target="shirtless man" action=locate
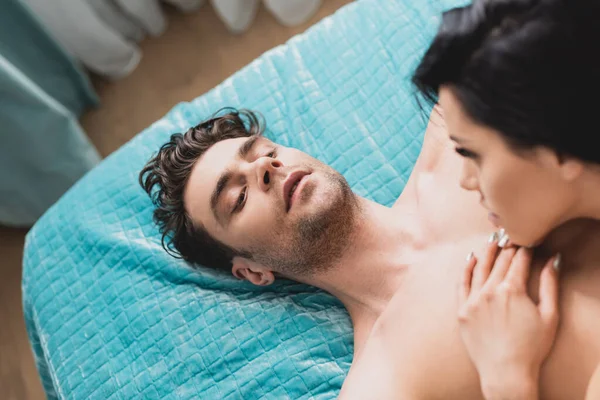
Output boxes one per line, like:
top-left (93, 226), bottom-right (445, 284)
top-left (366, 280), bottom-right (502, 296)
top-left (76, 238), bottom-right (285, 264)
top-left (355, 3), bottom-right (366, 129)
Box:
top-left (139, 107), bottom-right (600, 399)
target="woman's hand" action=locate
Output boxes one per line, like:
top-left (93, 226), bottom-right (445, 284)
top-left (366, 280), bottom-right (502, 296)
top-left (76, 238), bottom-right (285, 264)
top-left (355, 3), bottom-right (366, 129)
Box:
top-left (458, 232), bottom-right (561, 400)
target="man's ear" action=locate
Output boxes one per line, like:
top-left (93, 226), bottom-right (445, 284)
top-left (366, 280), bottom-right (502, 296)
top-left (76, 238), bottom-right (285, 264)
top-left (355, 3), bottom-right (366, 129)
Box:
top-left (231, 257), bottom-right (275, 286)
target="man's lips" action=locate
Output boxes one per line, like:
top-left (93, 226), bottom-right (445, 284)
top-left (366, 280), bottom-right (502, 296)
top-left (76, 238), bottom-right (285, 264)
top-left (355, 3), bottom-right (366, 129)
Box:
top-left (283, 171), bottom-right (310, 212)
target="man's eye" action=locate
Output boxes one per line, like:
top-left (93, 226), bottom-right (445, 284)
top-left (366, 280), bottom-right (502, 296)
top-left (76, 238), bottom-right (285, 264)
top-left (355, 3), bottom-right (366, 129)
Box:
top-left (233, 187), bottom-right (247, 213)
top-left (455, 147), bottom-right (478, 159)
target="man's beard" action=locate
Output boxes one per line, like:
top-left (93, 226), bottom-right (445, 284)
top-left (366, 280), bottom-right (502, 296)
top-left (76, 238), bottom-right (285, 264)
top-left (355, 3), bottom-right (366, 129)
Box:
top-left (249, 170), bottom-right (358, 278)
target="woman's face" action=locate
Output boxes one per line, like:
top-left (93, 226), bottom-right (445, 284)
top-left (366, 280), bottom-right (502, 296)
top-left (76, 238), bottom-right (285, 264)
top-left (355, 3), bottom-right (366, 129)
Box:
top-left (439, 86), bottom-right (580, 246)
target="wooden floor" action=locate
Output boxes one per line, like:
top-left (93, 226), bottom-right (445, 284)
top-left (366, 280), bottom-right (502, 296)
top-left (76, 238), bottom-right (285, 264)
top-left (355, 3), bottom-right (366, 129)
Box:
top-left (0, 1), bottom-right (352, 398)
top-left (82, 0), bottom-right (353, 157)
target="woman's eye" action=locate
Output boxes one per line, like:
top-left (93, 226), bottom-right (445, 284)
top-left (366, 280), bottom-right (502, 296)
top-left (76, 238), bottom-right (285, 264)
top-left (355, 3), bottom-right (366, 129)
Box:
top-left (455, 147), bottom-right (478, 159)
top-left (266, 150), bottom-right (276, 158)
top-left (233, 187), bottom-right (247, 213)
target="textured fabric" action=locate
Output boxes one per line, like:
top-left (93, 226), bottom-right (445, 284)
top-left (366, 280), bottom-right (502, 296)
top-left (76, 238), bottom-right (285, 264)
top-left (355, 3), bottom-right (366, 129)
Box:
top-left (0, 0), bottom-right (100, 227)
top-left (23, 0), bottom-right (465, 398)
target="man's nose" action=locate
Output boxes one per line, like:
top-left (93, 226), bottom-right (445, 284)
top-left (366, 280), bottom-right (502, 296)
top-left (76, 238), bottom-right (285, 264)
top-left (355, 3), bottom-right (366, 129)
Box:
top-left (256, 157), bottom-right (283, 191)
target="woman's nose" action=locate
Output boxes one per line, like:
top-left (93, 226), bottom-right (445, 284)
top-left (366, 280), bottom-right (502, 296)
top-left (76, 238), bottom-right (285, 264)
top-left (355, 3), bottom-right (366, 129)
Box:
top-left (459, 164), bottom-right (478, 192)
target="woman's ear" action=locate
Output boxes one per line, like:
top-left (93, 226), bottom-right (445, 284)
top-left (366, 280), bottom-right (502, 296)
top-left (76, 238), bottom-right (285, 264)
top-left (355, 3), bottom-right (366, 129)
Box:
top-left (541, 149), bottom-right (584, 182)
top-left (558, 154), bottom-right (584, 182)
top-left (231, 257), bottom-right (275, 286)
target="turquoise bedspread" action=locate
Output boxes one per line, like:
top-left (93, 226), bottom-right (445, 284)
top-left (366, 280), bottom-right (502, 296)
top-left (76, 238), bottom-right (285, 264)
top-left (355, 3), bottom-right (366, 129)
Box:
top-left (23, 0), bottom-right (464, 398)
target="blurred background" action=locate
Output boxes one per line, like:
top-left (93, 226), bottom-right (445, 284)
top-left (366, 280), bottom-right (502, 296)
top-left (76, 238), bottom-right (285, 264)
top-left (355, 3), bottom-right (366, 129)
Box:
top-left (0, 0), bottom-right (352, 398)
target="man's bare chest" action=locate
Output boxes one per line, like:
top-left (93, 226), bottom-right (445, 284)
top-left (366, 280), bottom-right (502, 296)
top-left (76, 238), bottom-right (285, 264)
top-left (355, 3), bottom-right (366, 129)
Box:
top-left (341, 238), bottom-right (491, 399)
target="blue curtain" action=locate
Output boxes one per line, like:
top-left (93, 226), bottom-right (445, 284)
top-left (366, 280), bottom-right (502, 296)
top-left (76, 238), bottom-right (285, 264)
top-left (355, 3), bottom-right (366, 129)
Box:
top-left (0, 0), bottom-right (101, 227)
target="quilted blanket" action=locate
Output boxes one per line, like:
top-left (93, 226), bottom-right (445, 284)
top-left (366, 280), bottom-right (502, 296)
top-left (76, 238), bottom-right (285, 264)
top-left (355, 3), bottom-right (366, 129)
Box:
top-left (23, 0), bottom-right (465, 398)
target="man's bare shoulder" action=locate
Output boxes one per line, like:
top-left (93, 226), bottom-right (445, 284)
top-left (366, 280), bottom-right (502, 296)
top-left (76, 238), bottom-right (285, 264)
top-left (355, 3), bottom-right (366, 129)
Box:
top-left (393, 105), bottom-right (453, 209)
top-left (417, 105), bottom-right (452, 170)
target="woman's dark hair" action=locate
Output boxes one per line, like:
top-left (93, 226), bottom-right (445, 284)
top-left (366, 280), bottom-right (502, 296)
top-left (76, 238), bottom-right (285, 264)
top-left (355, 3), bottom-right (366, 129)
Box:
top-left (139, 108), bottom-right (263, 271)
top-left (412, 0), bottom-right (600, 163)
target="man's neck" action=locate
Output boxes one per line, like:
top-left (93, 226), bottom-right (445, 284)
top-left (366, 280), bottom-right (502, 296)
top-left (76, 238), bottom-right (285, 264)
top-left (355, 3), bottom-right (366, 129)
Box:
top-left (303, 197), bottom-right (424, 344)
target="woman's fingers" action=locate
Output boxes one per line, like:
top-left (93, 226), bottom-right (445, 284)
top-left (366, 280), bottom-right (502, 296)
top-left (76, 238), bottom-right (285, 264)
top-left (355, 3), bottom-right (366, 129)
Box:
top-left (504, 247), bottom-right (534, 291)
top-left (497, 229), bottom-right (510, 248)
top-left (460, 252), bottom-right (477, 306)
top-left (539, 254), bottom-right (561, 328)
top-left (482, 246), bottom-right (517, 290)
top-left (471, 232), bottom-right (501, 291)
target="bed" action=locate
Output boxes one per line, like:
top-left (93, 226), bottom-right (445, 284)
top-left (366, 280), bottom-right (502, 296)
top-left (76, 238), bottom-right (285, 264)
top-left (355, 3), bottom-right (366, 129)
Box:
top-left (23, 0), bottom-right (464, 398)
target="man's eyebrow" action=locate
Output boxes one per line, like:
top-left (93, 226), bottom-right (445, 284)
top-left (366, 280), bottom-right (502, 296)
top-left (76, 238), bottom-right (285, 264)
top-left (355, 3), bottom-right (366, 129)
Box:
top-left (449, 135), bottom-right (466, 144)
top-left (210, 136), bottom-right (261, 225)
top-left (238, 135), bottom-right (260, 159)
top-left (210, 170), bottom-right (232, 225)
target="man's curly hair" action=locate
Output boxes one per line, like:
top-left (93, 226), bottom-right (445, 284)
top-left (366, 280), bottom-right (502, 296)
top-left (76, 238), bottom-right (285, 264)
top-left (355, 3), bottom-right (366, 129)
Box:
top-left (139, 108), bottom-right (263, 271)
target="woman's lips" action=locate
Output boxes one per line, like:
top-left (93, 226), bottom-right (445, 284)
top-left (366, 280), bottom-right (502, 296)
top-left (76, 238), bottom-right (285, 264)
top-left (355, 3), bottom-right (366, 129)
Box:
top-left (488, 212), bottom-right (501, 228)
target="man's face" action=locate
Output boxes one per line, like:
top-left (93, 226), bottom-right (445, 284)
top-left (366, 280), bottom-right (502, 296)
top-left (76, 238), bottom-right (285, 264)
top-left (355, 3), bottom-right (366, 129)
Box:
top-left (184, 135), bottom-right (356, 277)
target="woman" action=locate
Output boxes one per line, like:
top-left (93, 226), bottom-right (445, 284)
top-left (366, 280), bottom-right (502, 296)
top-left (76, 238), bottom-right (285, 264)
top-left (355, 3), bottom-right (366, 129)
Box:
top-left (412, 0), bottom-right (600, 398)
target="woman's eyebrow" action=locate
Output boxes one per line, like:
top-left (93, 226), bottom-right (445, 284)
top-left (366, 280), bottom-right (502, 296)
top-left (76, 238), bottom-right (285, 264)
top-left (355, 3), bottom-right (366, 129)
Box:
top-left (449, 135), bottom-right (468, 144)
